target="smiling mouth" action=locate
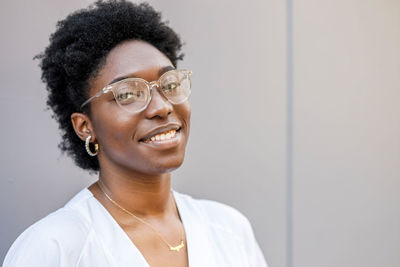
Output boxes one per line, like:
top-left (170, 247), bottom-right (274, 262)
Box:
top-left (142, 129), bottom-right (180, 143)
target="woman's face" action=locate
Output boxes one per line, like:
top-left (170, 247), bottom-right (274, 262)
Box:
top-left (88, 40), bottom-right (191, 175)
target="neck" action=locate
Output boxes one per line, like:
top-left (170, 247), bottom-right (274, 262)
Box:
top-left (97, 165), bottom-right (173, 217)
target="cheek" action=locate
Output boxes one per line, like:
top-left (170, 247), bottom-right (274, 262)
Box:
top-left (177, 102), bottom-right (191, 125)
top-left (174, 102), bottom-right (191, 149)
top-left (184, 103), bottom-right (191, 134)
top-left (91, 103), bottom-right (141, 147)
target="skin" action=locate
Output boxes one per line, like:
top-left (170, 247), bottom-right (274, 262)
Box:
top-left (71, 40), bottom-right (190, 267)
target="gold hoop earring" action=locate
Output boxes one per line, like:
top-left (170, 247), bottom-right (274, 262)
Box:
top-left (85, 135), bottom-right (98, 156)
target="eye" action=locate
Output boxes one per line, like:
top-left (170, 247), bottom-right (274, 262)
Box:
top-left (117, 91), bottom-right (134, 100)
top-left (116, 89), bottom-right (146, 104)
top-left (162, 82), bottom-right (180, 95)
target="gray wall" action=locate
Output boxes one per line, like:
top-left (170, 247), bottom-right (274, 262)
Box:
top-left (0, 1), bottom-right (399, 267)
top-left (292, 1), bottom-right (400, 266)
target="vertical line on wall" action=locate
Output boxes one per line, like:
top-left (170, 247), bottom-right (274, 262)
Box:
top-left (286, 0), bottom-right (294, 266)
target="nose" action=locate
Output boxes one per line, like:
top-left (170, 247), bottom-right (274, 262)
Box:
top-left (144, 85), bottom-right (173, 119)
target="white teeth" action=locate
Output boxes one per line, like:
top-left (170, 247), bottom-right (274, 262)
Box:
top-left (146, 129), bottom-right (177, 142)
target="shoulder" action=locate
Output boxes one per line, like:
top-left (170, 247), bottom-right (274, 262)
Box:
top-left (174, 191), bottom-right (268, 266)
top-left (174, 191), bottom-right (253, 238)
top-left (3, 189), bottom-right (93, 266)
top-left (20, 206), bottom-right (90, 244)
top-left (21, 189), bottom-right (93, 244)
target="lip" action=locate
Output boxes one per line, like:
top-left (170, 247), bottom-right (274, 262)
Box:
top-left (140, 129), bottom-right (182, 150)
top-left (139, 123), bottom-right (182, 142)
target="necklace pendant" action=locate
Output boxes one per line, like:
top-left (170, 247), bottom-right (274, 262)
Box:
top-left (169, 240), bottom-right (185, 252)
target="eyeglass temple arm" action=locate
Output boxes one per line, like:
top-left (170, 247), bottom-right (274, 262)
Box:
top-left (80, 86), bottom-right (112, 110)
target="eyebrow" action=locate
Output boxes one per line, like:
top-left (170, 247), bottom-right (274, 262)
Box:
top-left (107, 66), bottom-right (175, 85)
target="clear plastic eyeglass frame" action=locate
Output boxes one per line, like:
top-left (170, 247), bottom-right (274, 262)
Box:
top-left (80, 69), bottom-right (192, 113)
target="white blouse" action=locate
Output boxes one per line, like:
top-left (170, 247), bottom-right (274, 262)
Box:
top-left (3, 188), bottom-right (268, 267)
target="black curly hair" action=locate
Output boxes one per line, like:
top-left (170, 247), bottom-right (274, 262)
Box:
top-left (36, 0), bottom-right (184, 172)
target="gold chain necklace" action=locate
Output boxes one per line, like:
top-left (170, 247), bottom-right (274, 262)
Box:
top-left (97, 180), bottom-right (185, 252)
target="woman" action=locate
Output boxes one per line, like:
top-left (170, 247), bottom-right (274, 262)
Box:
top-left (3, 1), bottom-right (267, 266)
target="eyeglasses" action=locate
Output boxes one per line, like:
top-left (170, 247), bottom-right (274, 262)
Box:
top-left (80, 69), bottom-right (192, 113)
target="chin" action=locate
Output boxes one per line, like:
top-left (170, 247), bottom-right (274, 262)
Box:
top-left (146, 155), bottom-right (186, 175)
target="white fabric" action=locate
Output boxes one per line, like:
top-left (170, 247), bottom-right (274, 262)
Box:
top-left (3, 188), bottom-right (268, 267)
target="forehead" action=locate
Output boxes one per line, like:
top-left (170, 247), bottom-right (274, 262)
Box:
top-left (98, 40), bottom-right (173, 83)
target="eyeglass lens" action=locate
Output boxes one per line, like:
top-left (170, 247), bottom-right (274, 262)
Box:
top-left (113, 70), bottom-right (191, 113)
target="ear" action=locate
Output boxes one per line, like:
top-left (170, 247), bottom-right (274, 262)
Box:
top-left (71, 112), bottom-right (96, 142)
